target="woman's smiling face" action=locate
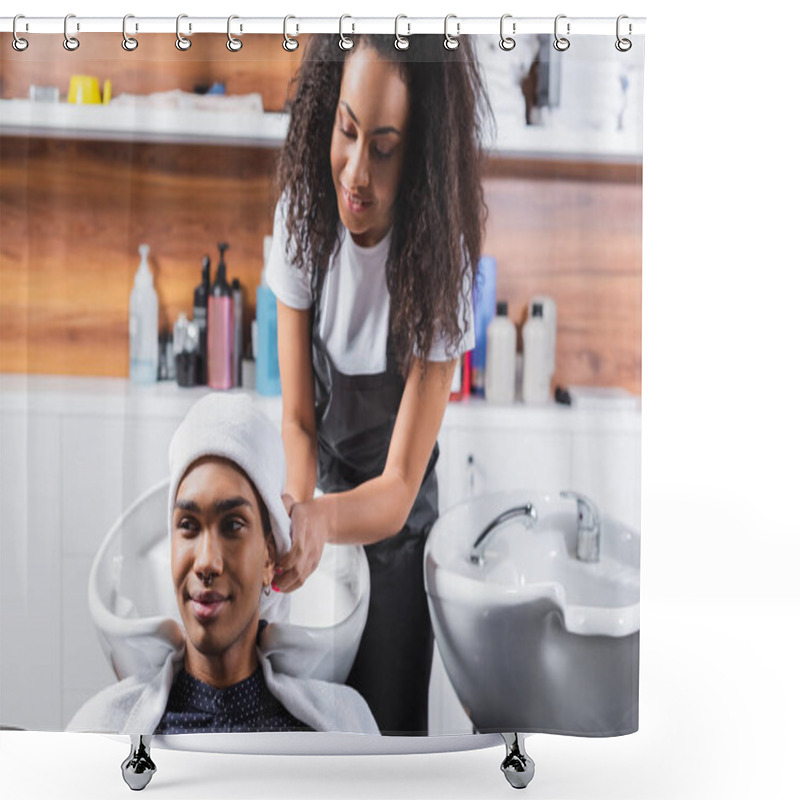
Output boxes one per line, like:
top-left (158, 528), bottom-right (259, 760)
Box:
top-left (171, 457), bottom-right (274, 664)
top-left (330, 44), bottom-right (410, 248)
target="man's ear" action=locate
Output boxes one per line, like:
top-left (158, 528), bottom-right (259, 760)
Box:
top-left (262, 536), bottom-right (277, 585)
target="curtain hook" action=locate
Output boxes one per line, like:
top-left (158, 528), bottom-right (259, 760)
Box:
top-left (63, 13), bottom-right (80, 51)
top-left (615, 15), bottom-right (632, 52)
top-left (122, 14), bottom-right (139, 51)
top-left (176, 14), bottom-right (192, 51)
top-left (444, 14), bottom-right (459, 51)
top-left (12, 14), bottom-right (29, 52)
top-left (339, 15), bottom-right (355, 50)
top-left (227, 15), bottom-right (243, 51)
top-left (553, 14), bottom-right (570, 52)
top-left (394, 15), bottom-right (410, 51)
top-left (283, 15), bottom-right (299, 52)
top-left (499, 14), bottom-right (516, 51)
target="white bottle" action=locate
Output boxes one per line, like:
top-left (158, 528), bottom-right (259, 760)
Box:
top-left (522, 302), bottom-right (552, 405)
top-left (129, 243), bottom-right (159, 384)
top-left (485, 301), bottom-right (517, 405)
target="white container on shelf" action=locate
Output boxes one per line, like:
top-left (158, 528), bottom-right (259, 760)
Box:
top-left (522, 301), bottom-right (553, 405)
top-left (485, 301), bottom-right (516, 405)
top-left (128, 244), bottom-right (159, 385)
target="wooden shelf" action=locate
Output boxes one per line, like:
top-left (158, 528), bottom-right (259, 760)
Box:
top-left (0, 99), bottom-right (642, 162)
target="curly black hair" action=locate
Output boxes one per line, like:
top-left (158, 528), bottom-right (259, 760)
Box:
top-left (276, 34), bottom-right (491, 374)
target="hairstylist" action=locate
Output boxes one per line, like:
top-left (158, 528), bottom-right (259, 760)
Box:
top-left (267, 34), bottom-right (489, 735)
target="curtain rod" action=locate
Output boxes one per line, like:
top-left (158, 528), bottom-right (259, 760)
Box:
top-left (1, 16), bottom-right (646, 37)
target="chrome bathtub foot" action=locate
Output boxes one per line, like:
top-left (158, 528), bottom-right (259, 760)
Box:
top-left (500, 733), bottom-right (535, 789)
top-left (121, 735), bottom-right (156, 791)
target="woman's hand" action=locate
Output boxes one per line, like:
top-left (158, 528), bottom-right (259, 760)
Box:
top-left (273, 498), bottom-right (331, 593)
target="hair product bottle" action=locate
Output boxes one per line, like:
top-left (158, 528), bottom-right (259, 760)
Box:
top-left (193, 255), bottom-right (210, 384)
top-left (128, 243), bottom-right (159, 385)
top-left (231, 278), bottom-right (243, 388)
top-left (522, 302), bottom-right (552, 405)
top-left (256, 235), bottom-right (281, 396)
top-left (207, 242), bottom-right (233, 390)
top-left (471, 255), bottom-right (497, 397)
top-left (485, 301), bottom-right (517, 405)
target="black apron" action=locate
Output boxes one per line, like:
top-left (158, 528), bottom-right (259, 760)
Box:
top-left (311, 291), bottom-right (438, 736)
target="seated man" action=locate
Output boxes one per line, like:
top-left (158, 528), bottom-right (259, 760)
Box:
top-left (68, 393), bottom-right (378, 735)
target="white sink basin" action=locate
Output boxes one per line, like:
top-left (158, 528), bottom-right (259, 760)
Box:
top-left (425, 489), bottom-right (640, 735)
top-left (89, 479), bottom-right (369, 686)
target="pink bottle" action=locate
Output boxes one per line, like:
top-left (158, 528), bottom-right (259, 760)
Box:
top-left (207, 242), bottom-right (234, 390)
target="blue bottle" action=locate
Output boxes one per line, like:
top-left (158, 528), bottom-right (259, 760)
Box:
top-left (471, 255), bottom-right (497, 397)
top-left (256, 235), bottom-right (281, 396)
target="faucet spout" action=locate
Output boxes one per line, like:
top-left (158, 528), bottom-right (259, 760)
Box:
top-left (560, 490), bottom-right (601, 562)
top-left (469, 503), bottom-right (537, 566)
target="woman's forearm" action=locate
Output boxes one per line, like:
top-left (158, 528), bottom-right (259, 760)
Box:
top-left (282, 420), bottom-right (318, 503)
top-left (316, 470), bottom-right (418, 546)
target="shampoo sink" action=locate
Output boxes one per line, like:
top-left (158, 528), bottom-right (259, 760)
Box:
top-left (425, 489), bottom-right (640, 736)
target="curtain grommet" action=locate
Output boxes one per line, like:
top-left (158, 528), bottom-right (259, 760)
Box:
top-left (339, 15), bottom-right (354, 51)
top-left (226, 15), bottom-right (243, 52)
top-left (499, 14), bottom-right (516, 51)
top-left (176, 14), bottom-right (192, 51)
top-left (394, 15), bottom-right (410, 51)
top-left (122, 14), bottom-right (139, 51)
top-left (615, 15), bottom-right (633, 52)
top-left (553, 14), bottom-right (570, 52)
top-left (444, 14), bottom-right (459, 51)
top-left (63, 13), bottom-right (80, 51)
top-left (12, 14), bottom-right (29, 52)
top-left (283, 15), bottom-right (299, 52)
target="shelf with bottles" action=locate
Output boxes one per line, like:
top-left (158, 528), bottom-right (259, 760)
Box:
top-left (0, 98), bottom-right (641, 162)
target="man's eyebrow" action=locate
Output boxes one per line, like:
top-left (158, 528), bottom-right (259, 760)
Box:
top-left (215, 496), bottom-right (253, 514)
top-left (340, 101), bottom-right (402, 137)
top-left (174, 497), bottom-right (253, 514)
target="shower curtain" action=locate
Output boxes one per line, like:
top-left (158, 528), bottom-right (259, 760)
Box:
top-left (0, 22), bottom-right (644, 745)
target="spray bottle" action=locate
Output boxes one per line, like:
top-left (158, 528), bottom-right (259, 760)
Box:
top-left (129, 244), bottom-right (159, 384)
top-left (207, 242), bottom-right (233, 390)
top-left (256, 235), bottom-right (281, 396)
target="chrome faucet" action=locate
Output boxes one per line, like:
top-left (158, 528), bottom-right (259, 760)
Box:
top-left (560, 490), bottom-right (601, 562)
top-left (469, 503), bottom-right (538, 566)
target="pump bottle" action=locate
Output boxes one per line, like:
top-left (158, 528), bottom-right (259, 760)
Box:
top-left (207, 242), bottom-right (234, 390)
top-left (129, 243), bottom-right (159, 384)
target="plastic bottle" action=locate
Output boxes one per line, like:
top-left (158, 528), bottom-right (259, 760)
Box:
top-left (471, 255), bottom-right (497, 397)
top-left (256, 235), bottom-right (282, 396)
top-left (485, 301), bottom-right (516, 405)
top-left (193, 255), bottom-right (210, 384)
top-left (207, 242), bottom-right (233, 390)
top-left (128, 243), bottom-right (159, 384)
top-left (522, 302), bottom-right (552, 405)
top-left (232, 278), bottom-right (243, 388)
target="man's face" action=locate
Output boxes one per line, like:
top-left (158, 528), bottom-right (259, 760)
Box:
top-left (171, 457), bottom-right (274, 661)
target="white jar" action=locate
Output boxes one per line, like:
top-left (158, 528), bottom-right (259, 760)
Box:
top-left (522, 302), bottom-right (552, 405)
top-left (485, 302), bottom-right (517, 405)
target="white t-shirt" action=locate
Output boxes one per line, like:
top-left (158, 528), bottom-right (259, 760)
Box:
top-left (266, 200), bottom-right (475, 377)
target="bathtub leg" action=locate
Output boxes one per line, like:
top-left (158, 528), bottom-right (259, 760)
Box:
top-left (500, 733), bottom-right (535, 789)
top-left (121, 735), bottom-right (156, 791)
